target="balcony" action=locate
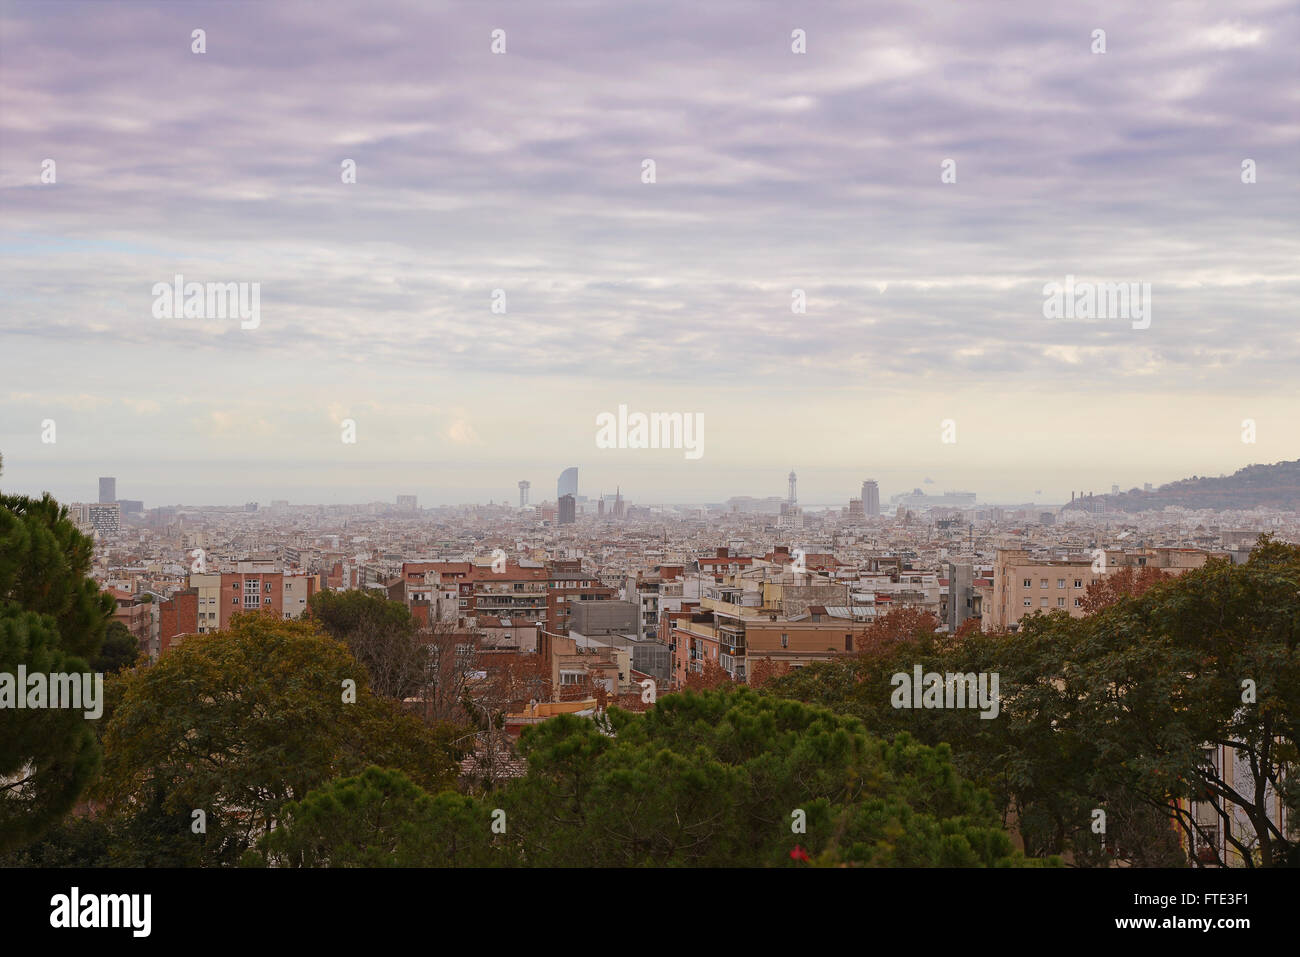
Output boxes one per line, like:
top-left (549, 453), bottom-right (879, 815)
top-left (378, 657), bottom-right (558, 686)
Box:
top-left (476, 584), bottom-right (546, 596)
top-left (718, 626), bottom-right (745, 657)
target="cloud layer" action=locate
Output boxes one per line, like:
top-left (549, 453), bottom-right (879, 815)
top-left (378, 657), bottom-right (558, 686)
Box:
top-left (1, 1), bottom-right (1297, 504)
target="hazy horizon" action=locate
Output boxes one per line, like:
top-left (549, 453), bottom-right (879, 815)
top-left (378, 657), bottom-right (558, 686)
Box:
top-left (0, 454), bottom-right (1288, 511)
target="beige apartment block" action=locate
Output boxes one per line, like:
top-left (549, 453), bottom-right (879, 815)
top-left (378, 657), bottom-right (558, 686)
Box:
top-left (191, 572), bottom-right (222, 635)
top-left (985, 547), bottom-right (1225, 632)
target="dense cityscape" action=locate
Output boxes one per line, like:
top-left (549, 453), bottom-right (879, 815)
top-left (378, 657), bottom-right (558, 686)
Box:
top-left (4, 458), bottom-right (1275, 871)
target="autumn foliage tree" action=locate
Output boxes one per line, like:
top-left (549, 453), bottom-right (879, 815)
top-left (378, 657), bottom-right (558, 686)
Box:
top-left (684, 656), bottom-right (732, 691)
top-left (1080, 564), bottom-right (1170, 613)
top-left (854, 606), bottom-right (942, 653)
top-left (747, 658), bottom-right (791, 690)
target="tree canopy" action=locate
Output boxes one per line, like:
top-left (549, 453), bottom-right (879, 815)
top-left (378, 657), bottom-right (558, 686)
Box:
top-left (306, 589), bottom-right (425, 699)
top-left (1, 464), bottom-right (115, 852)
top-left (99, 613), bottom-right (462, 865)
top-left (765, 542), bottom-right (1300, 867)
top-left (256, 687), bottom-right (1041, 868)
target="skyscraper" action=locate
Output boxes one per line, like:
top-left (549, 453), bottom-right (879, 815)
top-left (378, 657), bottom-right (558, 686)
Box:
top-left (557, 467), bottom-right (578, 500)
top-left (861, 479), bottom-right (880, 516)
top-left (518, 481), bottom-right (530, 507)
top-left (558, 494), bottom-right (576, 524)
top-left (787, 469), bottom-right (797, 506)
top-left (99, 476), bottom-right (116, 504)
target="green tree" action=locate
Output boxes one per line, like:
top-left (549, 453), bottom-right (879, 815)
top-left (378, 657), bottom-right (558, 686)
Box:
top-left (243, 688), bottom-right (1033, 868)
top-left (764, 610), bottom-right (1189, 865)
top-left (258, 766), bottom-right (505, 867)
top-left (501, 687), bottom-right (1035, 867)
top-left (92, 621), bottom-right (142, 675)
top-left (307, 589), bottom-right (424, 699)
top-left (766, 541), bottom-right (1300, 867)
top-left (0, 812), bottom-right (111, 867)
top-left (1023, 538), bottom-right (1299, 867)
top-left (1, 458), bottom-right (116, 851)
top-left (98, 613), bottom-right (460, 865)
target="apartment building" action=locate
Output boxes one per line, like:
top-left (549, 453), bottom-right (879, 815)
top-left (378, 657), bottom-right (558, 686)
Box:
top-left (537, 631), bottom-right (623, 700)
top-left (67, 502), bottom-right (122, 538)
top-left (478, 617), bottom-right (540, 652)
top-left (1186, 741), bottom-right (1290, 867)
top-left (986, 549), bottom-right (1108, 632)
top-left (158, 589), bottom-right (199, 655)
top-left (467, 560), bottom-right (549, 626)
top-left (764, 544), bottom-right (846, 577)
top-left (669, 601), bottom-right (862, 685)
top-left (107, 588), bottom-right (156, 657)
top-left (625, 563), bottom-right (697, 638)
top-left (984, 546), bottom-right (1225, 632)
top-left (669, 609), bottom-right (724, 685)
top-left (666, 573), bottom-right (857, 684)
top-left (190, 572), bottom-right (223, 634)
top-left (389, 568), bottom-right (461, 626)
top-left (546, 559), bottom-right (616, 634)
top-left (697, 546), bottom-right (758, 583)
top-left (743, 608), bottom-right (863, 671)
top-left (220, 565), bottom-right (285, 628)
top-left (567, 599), bottom-right (671, 686)
top-left (156, 565), bottom-right (316, 652)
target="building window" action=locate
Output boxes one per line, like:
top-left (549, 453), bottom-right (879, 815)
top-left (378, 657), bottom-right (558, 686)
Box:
top-left (1040, 579), bottom-right (1049, 589)
top-left (844, 634), bottom-right (853, 652)
top-left (781, 633), bottom-right (789, 648)
top-left (1040, 597), bottom-right (1048, 607)
top-left (1023, 578), bottom-right (1032, 588)
top-left (1073, 597), bottom-right (1083, 607)
top-left (1074, 579), bottom-right (1083, 588)
top-left (1200, 747), bottom-right (1218, 773)
top-left (1057, 597), bottom-right (1065, 607)
top-left (1057, 579), bottom-right (1066, 589)
top-left (1023, 599), bottom-right (1032, 607)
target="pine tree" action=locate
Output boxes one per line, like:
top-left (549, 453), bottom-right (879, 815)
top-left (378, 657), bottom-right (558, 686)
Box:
top-left (1, 456), bottom-right (116, 851)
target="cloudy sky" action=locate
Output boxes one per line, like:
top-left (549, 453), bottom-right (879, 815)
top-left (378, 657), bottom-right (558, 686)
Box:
top-left (1, 0), bottom-right (1297, 507)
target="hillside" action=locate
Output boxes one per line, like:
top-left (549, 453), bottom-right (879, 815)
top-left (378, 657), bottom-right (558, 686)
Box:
top-left (1062, 459), bottom-right (1300, 513)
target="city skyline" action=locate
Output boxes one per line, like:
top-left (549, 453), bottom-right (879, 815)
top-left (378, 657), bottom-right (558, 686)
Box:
top-left (11, 452), bottom-right (1288, 511)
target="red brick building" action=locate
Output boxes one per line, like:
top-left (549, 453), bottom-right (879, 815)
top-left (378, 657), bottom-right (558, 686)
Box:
top-left (158, 590), bottom-right (198, 654)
